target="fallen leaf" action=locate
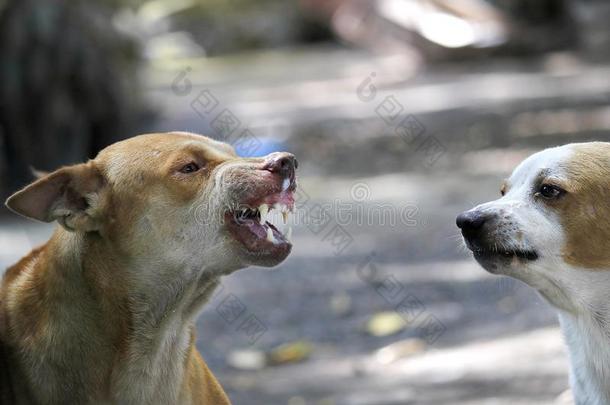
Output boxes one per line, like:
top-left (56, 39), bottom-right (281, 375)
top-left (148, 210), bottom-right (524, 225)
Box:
top-left (268, 341), bottom-right (313, 365)
top-left (365, 312), bottom-right (407, 337)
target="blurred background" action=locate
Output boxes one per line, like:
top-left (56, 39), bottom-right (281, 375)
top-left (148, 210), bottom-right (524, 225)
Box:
top-left (4, 0), bottom-right (610, 403)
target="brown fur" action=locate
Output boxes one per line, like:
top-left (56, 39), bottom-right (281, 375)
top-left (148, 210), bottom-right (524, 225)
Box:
top-left (0, 132), bottom-right (257, 404)
top-left (555, 143), bottom-right (610, 269)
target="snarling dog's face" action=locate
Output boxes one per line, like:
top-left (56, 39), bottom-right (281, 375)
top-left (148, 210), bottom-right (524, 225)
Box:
top-left (7, 132), bottom-right (297, 274)
top-left (457, 143), bottom-right (610, 311)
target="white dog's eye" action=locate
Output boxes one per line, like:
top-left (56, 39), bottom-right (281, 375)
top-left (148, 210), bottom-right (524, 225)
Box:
top-left (537, 184), bottom-right (564, 200)
top-left (179, 162), bottom-right (200, 174)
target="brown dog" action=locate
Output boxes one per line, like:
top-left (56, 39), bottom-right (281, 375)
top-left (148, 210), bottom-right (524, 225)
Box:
top-left (0, 132), bottom-right (297, 404)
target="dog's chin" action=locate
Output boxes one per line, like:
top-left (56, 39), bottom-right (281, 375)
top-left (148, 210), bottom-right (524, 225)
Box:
top-left (229, 233), bottom-right (292, 268)
top-left (239, 245), bottom-right (292, 268)
top-left (224, 196), bottom-right (294, 268)
top-left (472, 249), bottom-right (538, 275)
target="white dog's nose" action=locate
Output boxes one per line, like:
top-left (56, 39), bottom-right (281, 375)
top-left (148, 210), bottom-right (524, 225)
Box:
top-left (456, 210), bottom-right (488, 236)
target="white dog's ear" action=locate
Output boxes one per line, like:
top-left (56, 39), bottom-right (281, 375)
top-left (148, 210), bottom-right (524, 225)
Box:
top-left (5, 162), bottom-right (106, 232)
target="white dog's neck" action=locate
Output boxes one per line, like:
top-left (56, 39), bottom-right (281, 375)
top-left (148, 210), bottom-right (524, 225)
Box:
top-left (543, 268), bottom-right (610, 405)
top-left (524, 265), bottom-right (610, 405)
top-left (559, 311), bottom-right (610, 405)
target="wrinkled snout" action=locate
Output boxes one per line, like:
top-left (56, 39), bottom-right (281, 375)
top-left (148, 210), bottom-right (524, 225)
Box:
top-left (262, 152), bottom-right (298, 181)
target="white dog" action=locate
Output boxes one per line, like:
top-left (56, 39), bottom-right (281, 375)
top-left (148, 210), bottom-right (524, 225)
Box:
top-left (458, 142), bottom-right (610, 405)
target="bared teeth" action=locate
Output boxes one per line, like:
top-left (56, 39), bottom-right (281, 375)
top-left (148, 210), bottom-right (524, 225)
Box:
top-left (246, 201), bottom-right (294, 244)
top-left (259, 204), bottom-right (268, 224)
top-left (266, 227), bottom-right (275, 243)
top-left (282, 204), bottom-right (293, 224)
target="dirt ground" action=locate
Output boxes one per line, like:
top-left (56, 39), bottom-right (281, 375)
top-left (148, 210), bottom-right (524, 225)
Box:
top-left (0, 169), bottom-right (569, 405)
top-left (194, 170), bottom-right (569, 405)
top-left (6, 46), bottom-right (610, 404)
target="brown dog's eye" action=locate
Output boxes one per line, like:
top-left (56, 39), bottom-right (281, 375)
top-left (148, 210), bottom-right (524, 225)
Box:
top-left (179, 162), bottom-right (200, 174)
top-left (538, 184), bottom-right (564, 200)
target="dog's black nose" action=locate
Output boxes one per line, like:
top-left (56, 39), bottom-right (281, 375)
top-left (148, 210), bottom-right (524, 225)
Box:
top-left (263, 152), bottom-right (298, 177)
top-left (456, 210), bottom-right (487, 233)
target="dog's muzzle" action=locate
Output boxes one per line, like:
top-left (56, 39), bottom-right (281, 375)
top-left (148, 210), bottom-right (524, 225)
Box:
top-left (456, 209), bottom-right (538, 265)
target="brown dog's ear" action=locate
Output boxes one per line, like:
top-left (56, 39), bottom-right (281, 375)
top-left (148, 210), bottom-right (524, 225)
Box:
top-left (5, 162), bottom-right (106, 232)
top-left (29, 166), bottom-right (49, 179)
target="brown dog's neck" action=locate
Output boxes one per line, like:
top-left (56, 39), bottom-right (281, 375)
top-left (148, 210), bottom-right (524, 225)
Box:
top-left (53, 225), bottom-right (222, 320)
top-left (2, 226), bottom-right (222, 403)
